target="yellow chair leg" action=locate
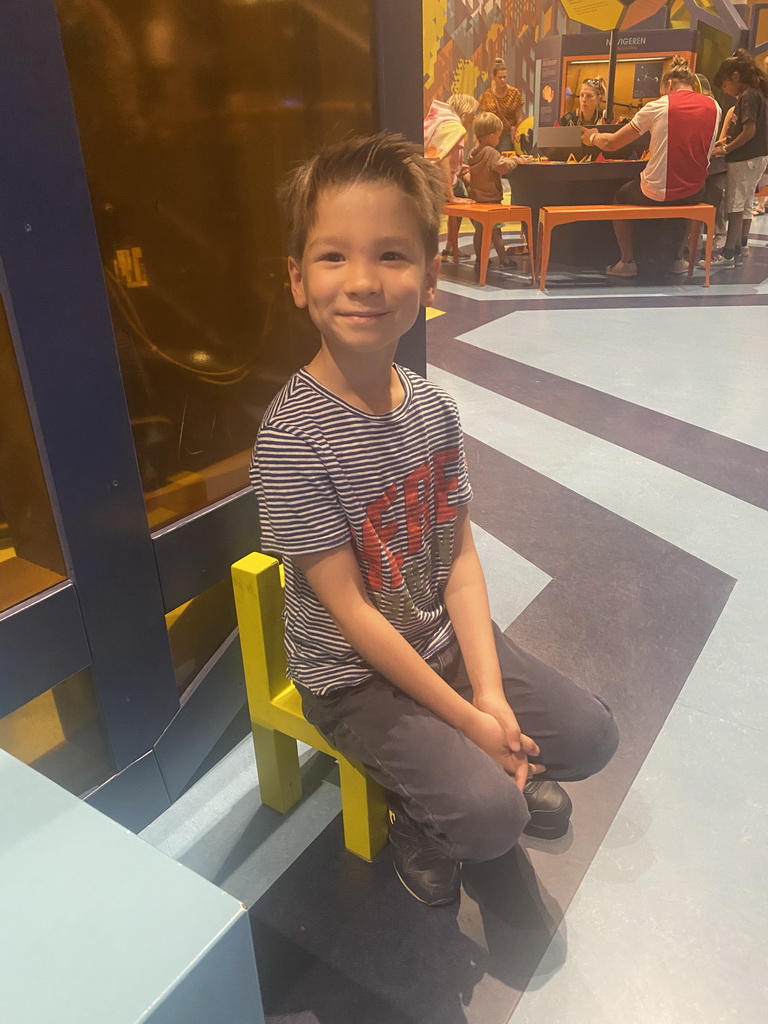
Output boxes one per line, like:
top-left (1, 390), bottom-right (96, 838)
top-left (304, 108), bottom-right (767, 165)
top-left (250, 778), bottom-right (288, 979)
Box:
top-left (251, 723), bottom-right (302, 813)
top-left (338, 757), bottom-right (388, 862)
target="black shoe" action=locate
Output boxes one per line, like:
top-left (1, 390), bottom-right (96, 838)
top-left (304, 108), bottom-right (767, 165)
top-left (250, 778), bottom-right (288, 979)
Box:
top-left (522, 779), bottom-right (572, 840)
top-left (387, 800), bottom-right (460, 906)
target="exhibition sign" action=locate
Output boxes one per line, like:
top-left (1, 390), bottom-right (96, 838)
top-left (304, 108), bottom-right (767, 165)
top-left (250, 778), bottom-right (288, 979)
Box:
top-left (560, 0), bottom-right (667, 32)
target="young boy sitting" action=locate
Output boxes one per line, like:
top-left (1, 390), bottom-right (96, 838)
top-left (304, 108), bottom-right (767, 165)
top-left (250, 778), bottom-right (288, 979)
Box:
top-left (467, 111), bottom-right (524, 268)
top-left (251, 133), bottom-right (618, 907)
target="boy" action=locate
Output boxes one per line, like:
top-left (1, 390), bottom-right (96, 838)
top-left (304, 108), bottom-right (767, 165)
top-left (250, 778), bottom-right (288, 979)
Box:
top-left (252, 133), bottom-right (618, 907)
top-left (467, 111), bottom-right (524, 268)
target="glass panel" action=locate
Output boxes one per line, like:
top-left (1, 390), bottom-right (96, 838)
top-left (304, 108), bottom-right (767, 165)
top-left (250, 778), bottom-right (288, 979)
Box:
top-left (166, 577), bottom-right (237, 695)
top-left (0, 294), bottom-right (66, 613)
top-left (56, 0), bottom-right (375, 529)
top-left (0, 669), bottom-right (113, 795)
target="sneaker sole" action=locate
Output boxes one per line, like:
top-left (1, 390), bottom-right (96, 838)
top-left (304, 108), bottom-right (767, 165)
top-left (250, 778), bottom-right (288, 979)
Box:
top-left (392, 863), bottom-right (460, 907)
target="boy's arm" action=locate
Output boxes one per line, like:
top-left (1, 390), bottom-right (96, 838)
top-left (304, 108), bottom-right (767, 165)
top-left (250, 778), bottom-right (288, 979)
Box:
top-left (489, 149), bottom-right (519, 172)
top-left (295, 542), bottom-right (537, 788)
top-left (442, 507), bottom-right (542, 779)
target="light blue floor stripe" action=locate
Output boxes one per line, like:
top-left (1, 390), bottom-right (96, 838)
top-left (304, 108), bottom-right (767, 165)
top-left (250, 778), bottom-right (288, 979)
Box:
top-left (424, 366), bottom-right (768, 1023)
top-left (472, 523), bottom-right (552, 631)
top-left (455, 306), bottom-right (768, 451)
top-left (511, 703), bottom-right (768, 1024)
top-left (428, 366), bottom-right (768, 728)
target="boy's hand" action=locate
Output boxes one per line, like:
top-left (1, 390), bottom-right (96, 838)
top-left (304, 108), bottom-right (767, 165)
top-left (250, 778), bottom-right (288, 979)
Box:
top-left (463, 705), bottom-right (544, 791)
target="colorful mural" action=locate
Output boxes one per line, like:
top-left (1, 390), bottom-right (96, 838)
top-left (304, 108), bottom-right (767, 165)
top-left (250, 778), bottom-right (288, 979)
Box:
top-left (424, 1), bottom-right (768, 117)
top-left (423, 0), bottom-right (557, 115)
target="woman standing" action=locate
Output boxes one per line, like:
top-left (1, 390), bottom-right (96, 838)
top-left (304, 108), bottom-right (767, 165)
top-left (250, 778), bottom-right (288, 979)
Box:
top-left (479, 59), bottom-right (523, 153)
top-left (559, 79), bottom-right (606, 127)
top-left (712, 50), bottom-right (768, 266)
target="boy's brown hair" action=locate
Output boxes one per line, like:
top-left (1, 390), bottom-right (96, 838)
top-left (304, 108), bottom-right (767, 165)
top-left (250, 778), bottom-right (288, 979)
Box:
top-left (279, 132), bottom-right (446, 260)
top-left (474, 111), bottom-right (503, 140)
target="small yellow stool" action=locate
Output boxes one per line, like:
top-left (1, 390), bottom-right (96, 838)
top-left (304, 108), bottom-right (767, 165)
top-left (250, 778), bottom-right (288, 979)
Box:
top-left (231, 552), bottom-right (388, 861)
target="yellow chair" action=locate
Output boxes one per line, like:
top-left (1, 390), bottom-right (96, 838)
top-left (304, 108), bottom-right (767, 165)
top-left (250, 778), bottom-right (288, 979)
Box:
top-left (231, 551), bottom-right (388, 861)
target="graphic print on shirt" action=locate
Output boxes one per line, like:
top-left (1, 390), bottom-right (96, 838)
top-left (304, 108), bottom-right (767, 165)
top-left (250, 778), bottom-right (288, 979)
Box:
top-left (354, 445), bottom-right (461, 624)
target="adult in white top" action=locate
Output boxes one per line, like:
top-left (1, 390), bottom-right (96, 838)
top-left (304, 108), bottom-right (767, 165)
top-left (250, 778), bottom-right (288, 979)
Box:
top-left (581, 56), bottom-right (720, 277)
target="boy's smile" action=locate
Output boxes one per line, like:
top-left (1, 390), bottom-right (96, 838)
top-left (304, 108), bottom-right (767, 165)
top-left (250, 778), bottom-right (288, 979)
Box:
top-left (287, 182), bottom-right (440, 361)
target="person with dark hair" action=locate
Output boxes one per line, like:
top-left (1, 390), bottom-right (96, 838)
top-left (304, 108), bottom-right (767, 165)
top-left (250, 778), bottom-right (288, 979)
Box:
top-left (255, 132), bottom-right (618, 908)
top-left (712, 50), bottom-right (768, 266)
top-left (479, 59), bottom-right (523, 153)
top-left (582, 56), bottom-right (720, 277)
top-left (559, 78), bottom-right (606, 127)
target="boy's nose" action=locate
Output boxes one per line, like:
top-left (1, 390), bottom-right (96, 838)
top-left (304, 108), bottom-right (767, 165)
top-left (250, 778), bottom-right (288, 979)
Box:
top-left (345, 260), bottom-right (383, 295)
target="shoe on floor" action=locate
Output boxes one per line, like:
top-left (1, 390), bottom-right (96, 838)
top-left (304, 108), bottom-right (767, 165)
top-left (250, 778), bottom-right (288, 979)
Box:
top-left (499, 256), bottom-right (518, 269)
top-left (387, 798), bottom-right (460, 906)
top-left (522, 779), bottom-right (573, 840)
top-left (605, 259), bottom-right (637, 277)
top-left (739, 245), bottom-right (749, 257)
top-left (671, 258), bottom-right (689, 274)
top-left (441, 249), bottom-right (471, 262)
top-left (700, 251), bottom-right (733, 268)
top-left (735, 250), bottom-right (744, 267)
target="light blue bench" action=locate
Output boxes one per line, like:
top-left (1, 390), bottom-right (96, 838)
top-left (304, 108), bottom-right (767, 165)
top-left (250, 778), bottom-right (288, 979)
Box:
top-left (0, 749), bottom-right (265, 1024)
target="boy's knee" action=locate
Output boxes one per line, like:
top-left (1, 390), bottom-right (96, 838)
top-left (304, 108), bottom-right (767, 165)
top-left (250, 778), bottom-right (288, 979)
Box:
top-left (558, 695), bottom-right (619, 781)
top-left (446, 777), bottom-right (529, 863)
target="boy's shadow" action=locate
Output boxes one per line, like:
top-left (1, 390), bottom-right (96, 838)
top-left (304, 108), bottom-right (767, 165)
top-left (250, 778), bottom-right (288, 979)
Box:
top-left (250, 818), bottom-right (567, 1024)
top-left (462, 844), bottom-right (567, 993)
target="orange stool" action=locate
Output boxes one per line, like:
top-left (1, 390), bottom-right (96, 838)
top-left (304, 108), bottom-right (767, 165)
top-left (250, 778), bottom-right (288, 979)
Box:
top-left (757, 184), bottom-right (768, 199)
top-left (443, 202), bottom-right (534, 286)
top-left (536, 203), bottom-right (716, 290)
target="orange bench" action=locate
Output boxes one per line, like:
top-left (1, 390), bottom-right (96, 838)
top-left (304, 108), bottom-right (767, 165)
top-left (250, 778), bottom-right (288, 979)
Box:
top-left (443, 202), bottom-right (534, 286)
top-left (536, 203), bottom-right (716, 290)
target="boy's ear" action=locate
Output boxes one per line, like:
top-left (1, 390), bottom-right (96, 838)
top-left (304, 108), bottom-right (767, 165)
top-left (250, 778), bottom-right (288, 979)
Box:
top-left (421, 253), bottom-right (441, 308)
top-left (287, 256), bottom-right (308, 309)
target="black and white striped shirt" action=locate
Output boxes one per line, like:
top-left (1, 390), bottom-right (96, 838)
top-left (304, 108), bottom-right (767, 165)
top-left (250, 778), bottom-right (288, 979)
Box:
top-left (250, 365), bottom-right (472, 694)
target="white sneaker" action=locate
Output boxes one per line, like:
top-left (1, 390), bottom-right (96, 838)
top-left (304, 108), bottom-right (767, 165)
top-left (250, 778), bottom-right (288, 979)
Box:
top-left (671, 258), bottom-right (689, 274)
top-left (605, 260), bottom-right (637, 277)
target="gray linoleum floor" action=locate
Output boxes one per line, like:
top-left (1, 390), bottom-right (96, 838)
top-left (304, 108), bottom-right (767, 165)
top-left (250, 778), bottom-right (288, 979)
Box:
top-left (141, 225), bottom-right (768, 1024)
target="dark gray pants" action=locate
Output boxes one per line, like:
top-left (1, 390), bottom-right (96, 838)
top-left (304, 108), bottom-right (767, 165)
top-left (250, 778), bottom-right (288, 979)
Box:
top-left (299, 623), bottom-right (619, 863)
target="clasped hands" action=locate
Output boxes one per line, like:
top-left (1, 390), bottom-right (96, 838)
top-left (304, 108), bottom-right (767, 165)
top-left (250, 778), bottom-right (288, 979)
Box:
top-left (465, 694), bottom-right (544, 791)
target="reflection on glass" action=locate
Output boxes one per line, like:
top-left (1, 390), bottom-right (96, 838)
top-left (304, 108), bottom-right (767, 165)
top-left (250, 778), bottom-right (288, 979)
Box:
top-left (166, 577), bottom-right (237, 695)
top-left (0, 295), bottom-right (66, 613)
top-left (0, 669), bottom-right (113, 795)
top-left (56, 0), bottom-right (375, 528)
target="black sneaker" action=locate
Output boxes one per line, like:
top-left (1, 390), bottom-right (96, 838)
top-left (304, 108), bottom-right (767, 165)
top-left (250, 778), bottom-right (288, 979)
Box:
top-left (522, 779), bottom-right (573, 840)
top-left (387, 799), bottom-right (460, 906)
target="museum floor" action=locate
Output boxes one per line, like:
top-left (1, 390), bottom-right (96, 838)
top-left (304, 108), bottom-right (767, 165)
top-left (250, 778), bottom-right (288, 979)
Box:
top-left (141, 223), bottom-right (768, 1024)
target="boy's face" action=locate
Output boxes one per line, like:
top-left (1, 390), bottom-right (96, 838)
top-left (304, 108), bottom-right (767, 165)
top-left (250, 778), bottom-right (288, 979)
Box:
top-left (288, 183), bottom-right (440, 360)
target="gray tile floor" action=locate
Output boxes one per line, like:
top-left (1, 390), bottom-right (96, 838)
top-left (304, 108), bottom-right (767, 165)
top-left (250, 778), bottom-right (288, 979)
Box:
top-left (142, 226), bottom-right (768, 1023)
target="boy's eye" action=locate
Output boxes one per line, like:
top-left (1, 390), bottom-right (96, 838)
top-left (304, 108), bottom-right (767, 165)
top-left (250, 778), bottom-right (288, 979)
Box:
top-left (381, 251), bottom-right (408, 262)
top-left (318, 252), bottom-right (344, 263)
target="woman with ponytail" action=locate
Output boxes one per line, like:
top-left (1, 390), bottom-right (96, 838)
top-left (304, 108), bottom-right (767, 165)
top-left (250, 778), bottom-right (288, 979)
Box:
top-left (712, 50), bottom-right (768, 266)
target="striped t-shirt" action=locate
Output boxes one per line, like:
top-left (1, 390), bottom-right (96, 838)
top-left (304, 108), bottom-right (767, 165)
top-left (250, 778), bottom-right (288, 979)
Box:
top-left (250, 365), bottom-right (472, 695)
top-left (631, 90), bottom-right (720, 201)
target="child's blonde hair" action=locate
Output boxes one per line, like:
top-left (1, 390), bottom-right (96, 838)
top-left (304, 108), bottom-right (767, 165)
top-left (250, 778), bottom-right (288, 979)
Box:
top-left (278, 132), bottom-right (446, 260)
top-left (474, 111), bottom-right (503, 139)
top-left (447, 93), bottom-right (480, 120)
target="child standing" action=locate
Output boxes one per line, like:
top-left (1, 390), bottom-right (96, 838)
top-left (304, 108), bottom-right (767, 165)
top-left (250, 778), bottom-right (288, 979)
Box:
top-left (252, 133), bottom-right (618, 907)
top-left (467, 111), bottom-right (524, 268)
top-left (713, 50), bottom-right (768, 266)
